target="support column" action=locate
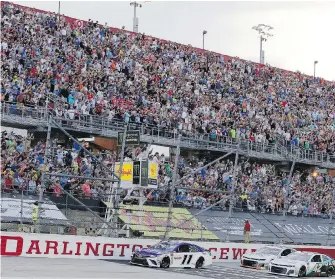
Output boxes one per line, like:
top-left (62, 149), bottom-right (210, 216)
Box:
top-left (111, 124), bottom-right (128, 236)
top-left (164, 134), bottom-right (181, 240)
top-left (283, 160), bottom-right (295, 217)
top-left (38, 116), bottom-right (52, 232)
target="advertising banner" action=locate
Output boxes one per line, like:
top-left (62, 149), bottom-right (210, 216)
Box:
top-left (1, 198), bottom-right (68, 225)
top-left (117, 131), bottom-right (140, 146)
top-left (132, 161), bottom-right (140, 185)
top-left (114, 162), bottom-right (133, 188)
top-left (1, 232), bottom-right (334, 261)
top-left (140, 160), bottom-right (148, 187)
top-left (114, 161), bottom-right (158, 189)
top-left (148, 161), bottom-right (158, 187)
top-left (117, 204), bottom-right (219, 240)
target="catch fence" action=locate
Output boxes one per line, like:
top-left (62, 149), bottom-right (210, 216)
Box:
top-left (2, 187), bottom-right (334, 245)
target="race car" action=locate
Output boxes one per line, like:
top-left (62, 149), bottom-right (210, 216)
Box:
top-left (130, 240), bottom-right (212, 268)
top-left (241, 245), bottom-right (296, 269)
top-left (268, 251), bottom-right (335, 277)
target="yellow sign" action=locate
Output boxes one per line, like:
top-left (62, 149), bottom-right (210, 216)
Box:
top-left (104, 203), bottom-right (219, 240)
top-left (115, 162), bottom-right (133, 181)
top-left (148, 161), bottom-right (158, 186)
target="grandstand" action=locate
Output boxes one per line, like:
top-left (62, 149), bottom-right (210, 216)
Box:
top-left (1, 1), bottom-right (335, 246)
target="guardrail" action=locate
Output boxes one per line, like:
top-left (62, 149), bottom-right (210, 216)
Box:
top-left (1, 102), bottom-right (334, 167)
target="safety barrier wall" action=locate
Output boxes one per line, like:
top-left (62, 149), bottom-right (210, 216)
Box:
top-left (1, 232), bottom-right (335, 262)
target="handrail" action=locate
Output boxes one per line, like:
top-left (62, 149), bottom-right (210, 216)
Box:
top-left (1, 102), bottom-right (334, 167)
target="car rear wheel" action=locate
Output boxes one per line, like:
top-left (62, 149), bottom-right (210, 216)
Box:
top-left (196, 257), bottom-right (204, 269)
top-left (298, 266), bottom-right (306, 277)
top-left (160, 257), bottom-right (170, 268)
top-left (326, 266), bottom-right (334, 277)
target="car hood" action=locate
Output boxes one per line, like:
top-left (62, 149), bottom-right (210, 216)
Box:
top-left (243, 253), bottom-right (276, 260)
top-left (272, 258), bottom-right (306, 266)
top-left (136, 248), bottom-right (163, 257)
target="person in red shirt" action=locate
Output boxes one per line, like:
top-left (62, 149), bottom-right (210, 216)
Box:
top-left (244, 219), bottom-right (251, 243)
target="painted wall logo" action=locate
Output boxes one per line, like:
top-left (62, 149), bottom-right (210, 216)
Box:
top-left (0, 235), bottom-right (151, 257)
top-left (274, 223), bottom-right (335, 236)
top-left (118, 205), bottom-right (219, 240)
top-left (0, 234), bottom-right (261, 261)
top-left (1, 233), bottom-right (335, 261)
top-left (208, 217), bottom-right (262, 236)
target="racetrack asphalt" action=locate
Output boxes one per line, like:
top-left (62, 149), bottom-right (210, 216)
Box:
top-left (1, 257), bottom-right (321, 279)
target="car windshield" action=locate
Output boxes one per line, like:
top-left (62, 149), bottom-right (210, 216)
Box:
top-left (286, 253), bottom-right (311, 261)
top-left (256, 247), bottom-right (282, 255)
top-left (150, 242), bottom-right (176, 252)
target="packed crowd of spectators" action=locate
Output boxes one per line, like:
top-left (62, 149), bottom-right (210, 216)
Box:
top-left (1, 2), bottom-right (335, 158)
top-left (1, 2), bottom-right (335, 222)
top-left (2, 130), bottom-right (334, 219)
top-left (176, 158), bottom-right (335, 217)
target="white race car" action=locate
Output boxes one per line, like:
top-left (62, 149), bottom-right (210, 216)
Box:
top-left (130, 241), bottom-right (212, 269)
top-left (269, 251), bottom-right (335, 277)
top-left (241, 245), bottom-right (296, 270)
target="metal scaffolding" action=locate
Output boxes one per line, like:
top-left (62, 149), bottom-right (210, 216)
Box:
top-left (40, 116), bottom-right (124, 236)
top-left (164, 147), bottom-right (238, 240)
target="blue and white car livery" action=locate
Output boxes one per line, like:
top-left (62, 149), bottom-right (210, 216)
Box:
top-left (269, 251), bottom-right (335, 277)
top-left (130, 241), bottom-right (212, 268)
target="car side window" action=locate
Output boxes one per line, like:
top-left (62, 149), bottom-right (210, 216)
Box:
top-left (322, 255), bottom-right (331, 262)
top-left (311, 255), bottom-right (322, 262)
top-left (177, 244), bottom-right (190, 253)
top-left (281, 249), bottom-right (292, 257)
top-left (189, 245), bottom-right (200, 253)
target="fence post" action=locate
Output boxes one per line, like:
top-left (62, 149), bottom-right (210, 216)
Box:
top-left (111, 124), bottom-right (128, 237)
top-left (164, 134), bottom-right (181, 240)
top-left (65, 193), bottom-right (68, 217)
top-left (20, 187), bottom-right (24, 227)
top-left (38, 115), bottom-right (52, 233)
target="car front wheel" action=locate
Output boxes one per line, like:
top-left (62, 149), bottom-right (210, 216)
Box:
top-left (160, 257), bottom-right (170, 268)
top-left (196, 257), bottom-right (204, 269)
top-left (298, 266), bottom-right (306, 277)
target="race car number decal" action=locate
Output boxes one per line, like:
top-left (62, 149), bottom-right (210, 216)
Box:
top-left (182, 255), bottom-right (193, 265)
top-left (312, 263), bottom-right (324, 273)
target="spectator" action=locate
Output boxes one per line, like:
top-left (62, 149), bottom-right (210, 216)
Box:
top-left (244, 219), bottom-right (251, 243)
top-left (32, 200), bottom-right (38, 232)
top-left (1, 2), bottom-right (335, 221)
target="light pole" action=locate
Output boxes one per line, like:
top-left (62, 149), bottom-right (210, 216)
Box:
top-left (202, 30), bottom-right (207, 50)
top-left (252, 24), bottom-right (274, 64)
top-left (314, 60), bottom-right (318, 80)
top-left (130, 2), bottom-right (142, 32)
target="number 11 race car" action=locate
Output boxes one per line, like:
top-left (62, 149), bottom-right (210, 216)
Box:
top-left (269, 251), bottom-right (335, 277)
top-left (130, 241), bottom-right (212, 269)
